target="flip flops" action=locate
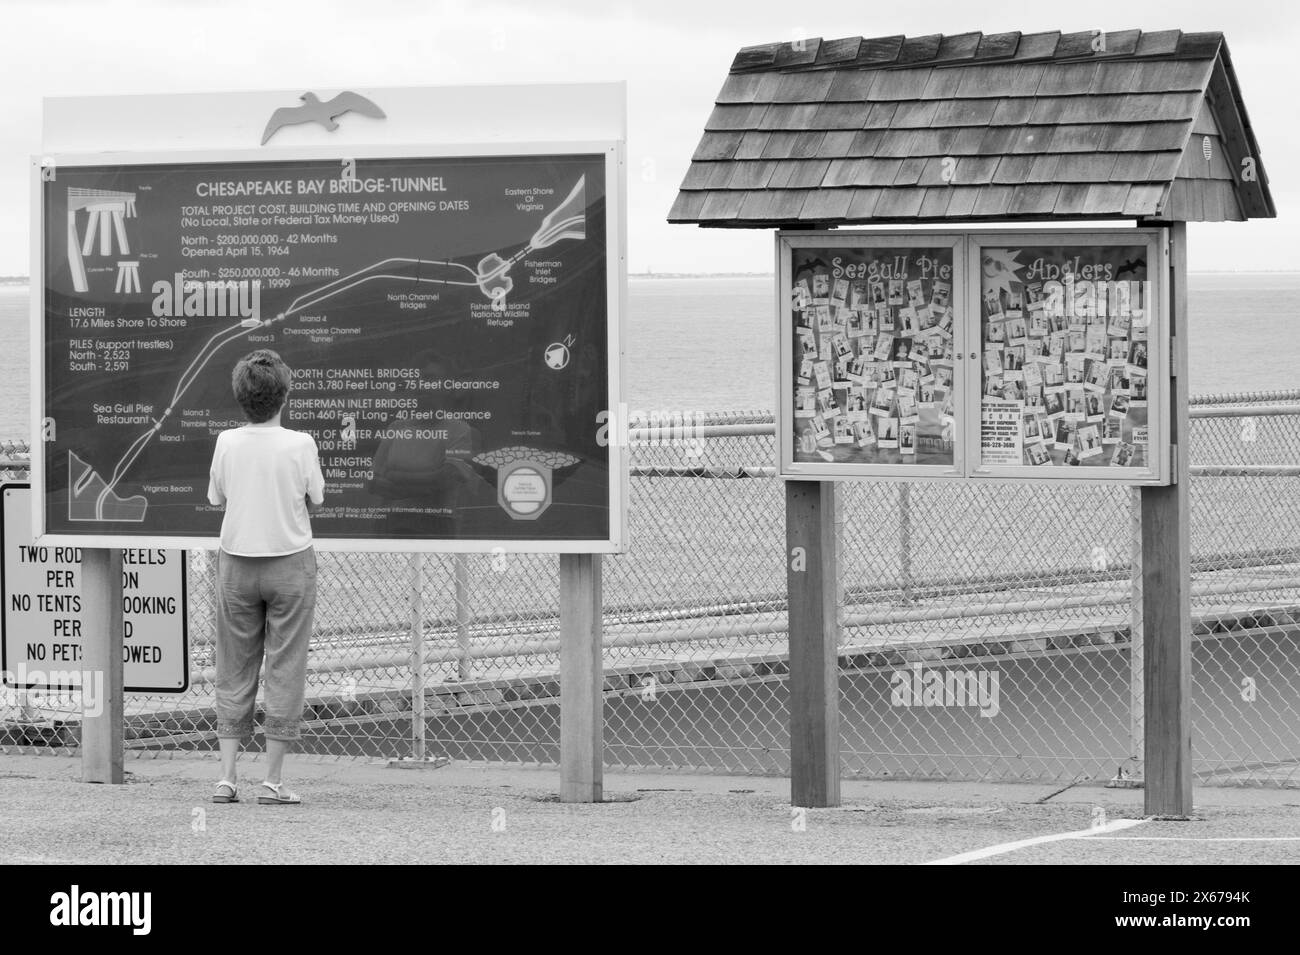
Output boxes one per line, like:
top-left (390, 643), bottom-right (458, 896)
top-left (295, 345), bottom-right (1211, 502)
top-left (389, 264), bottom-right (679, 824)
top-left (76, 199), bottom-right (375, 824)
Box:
top-left (213, 779), bottom-right (303, 804)
top-left (257, 781), bottom-right (302, 805)
top-left (212, 780), bottom-right (239, 803)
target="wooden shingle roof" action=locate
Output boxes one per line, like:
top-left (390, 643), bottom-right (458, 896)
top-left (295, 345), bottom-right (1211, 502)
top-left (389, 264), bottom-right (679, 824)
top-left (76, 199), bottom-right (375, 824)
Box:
top-left (669, 29), bottom-right (1275, 226)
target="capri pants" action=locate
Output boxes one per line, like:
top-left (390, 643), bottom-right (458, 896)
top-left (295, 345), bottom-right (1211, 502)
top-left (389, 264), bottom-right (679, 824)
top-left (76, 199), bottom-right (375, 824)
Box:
top-left (214, 547), bottom-right (316, 742)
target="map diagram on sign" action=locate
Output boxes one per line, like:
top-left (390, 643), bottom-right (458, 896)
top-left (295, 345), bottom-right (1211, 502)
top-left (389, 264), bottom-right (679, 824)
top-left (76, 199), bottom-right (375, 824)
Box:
top-left (63, 173), bottom-right (590, 524)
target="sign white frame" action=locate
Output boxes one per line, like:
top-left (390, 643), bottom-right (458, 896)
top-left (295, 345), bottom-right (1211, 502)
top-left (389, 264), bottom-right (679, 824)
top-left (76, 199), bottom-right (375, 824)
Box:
top-left (31, 140), bottom-right (628, 553)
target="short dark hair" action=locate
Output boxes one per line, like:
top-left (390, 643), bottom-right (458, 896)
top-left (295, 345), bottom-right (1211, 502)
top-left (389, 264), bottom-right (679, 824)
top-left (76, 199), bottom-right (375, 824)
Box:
top-left (232, 349), bottom-right (291, 423)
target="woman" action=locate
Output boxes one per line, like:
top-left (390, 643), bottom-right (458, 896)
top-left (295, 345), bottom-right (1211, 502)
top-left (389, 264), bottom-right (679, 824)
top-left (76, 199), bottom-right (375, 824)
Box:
top-left (206, 349), bottom-right (325, 805)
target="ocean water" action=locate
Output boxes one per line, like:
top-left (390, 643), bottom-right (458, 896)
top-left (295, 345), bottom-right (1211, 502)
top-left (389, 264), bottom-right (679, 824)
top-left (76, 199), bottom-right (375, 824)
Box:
top-left (1, 274), bottom-right (1298, 440)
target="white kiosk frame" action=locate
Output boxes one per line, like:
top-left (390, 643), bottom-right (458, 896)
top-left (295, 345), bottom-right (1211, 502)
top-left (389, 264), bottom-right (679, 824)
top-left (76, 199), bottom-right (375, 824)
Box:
top-left (778, 227), bottom-right (1170, 485)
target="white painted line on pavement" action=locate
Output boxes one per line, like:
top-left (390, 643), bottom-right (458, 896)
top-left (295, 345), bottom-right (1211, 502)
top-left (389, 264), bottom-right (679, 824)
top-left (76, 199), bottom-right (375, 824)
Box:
top-left (1087, 836), bottom-right (1300, 842)
top-left (924, 817), bottom-right (1149, 865)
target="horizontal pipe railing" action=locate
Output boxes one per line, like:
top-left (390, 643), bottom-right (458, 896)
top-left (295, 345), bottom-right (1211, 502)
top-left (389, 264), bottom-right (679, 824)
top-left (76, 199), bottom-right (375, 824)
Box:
top-left (3, 394), bottom-right (1300, 464)
top-left (1188, 389), bottom-right (1300, 405)
top-left (1190, 465), bottom-right (1300, 477)
top-left (627, 422), bottom-right (774, 440)
top-left (6, 456), bottom-right (1297, 480)
top-left (278, 544), bottom-right (1300, 652)
top-left (1188, 404), bottom-right (1300, 420)
top-left (630, 465), bottom-right (777, 478)
top-left (177, 570), bottom-right (1300, 686)
top-left (247, 543), bottom-right (1297, 659)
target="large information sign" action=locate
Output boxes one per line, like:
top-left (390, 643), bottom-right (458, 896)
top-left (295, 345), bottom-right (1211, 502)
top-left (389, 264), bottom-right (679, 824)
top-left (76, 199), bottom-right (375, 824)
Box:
top-left (36, 147), bottom-right (623, 551)
top-left (3, 484), bottom-right (188, 692)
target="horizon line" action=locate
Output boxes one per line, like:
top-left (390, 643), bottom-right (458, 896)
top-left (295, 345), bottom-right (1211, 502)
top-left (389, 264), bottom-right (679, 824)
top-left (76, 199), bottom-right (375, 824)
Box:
top-left (3, 269), bottom-right (1300, 285)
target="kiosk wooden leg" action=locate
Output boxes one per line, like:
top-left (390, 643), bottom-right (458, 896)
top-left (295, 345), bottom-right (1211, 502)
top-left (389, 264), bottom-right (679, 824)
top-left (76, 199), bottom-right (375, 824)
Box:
top-left (1129, 488), bottom-right (1144, 768)
top-left (560, 553), bottom-right (603, 803)
top-left (81, 548), bottom-right (124, 784)
top-left (786, 480), bottom-right (840, 808)
top-left (1141, 221), bottom-right (1193, 817)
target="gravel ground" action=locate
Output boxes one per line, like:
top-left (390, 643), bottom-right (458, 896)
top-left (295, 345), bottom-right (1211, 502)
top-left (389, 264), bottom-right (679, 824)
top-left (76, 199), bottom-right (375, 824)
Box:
top-left (1, 754), bottom-right (1297, 865)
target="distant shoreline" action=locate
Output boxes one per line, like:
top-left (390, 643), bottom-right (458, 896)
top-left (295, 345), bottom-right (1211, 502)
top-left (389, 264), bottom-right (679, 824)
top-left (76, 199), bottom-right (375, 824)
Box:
top-left (2, 270), bottom-right (1299, 288)
top-left (630, 270), bottom-right (1300, 278)
top-left (631, 273), bottom-right (772, 279)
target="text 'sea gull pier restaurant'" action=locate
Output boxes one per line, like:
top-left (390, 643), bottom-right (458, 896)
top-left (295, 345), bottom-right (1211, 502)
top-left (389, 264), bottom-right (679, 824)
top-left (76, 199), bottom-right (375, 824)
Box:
top-left (670, 28), bottom-right (1275, 812)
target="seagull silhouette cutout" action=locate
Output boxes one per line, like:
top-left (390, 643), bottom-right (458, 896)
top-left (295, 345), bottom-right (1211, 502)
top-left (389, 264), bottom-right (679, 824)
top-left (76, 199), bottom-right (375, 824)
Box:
top-left (261, 91), bottom-right (386, 145)
top-left (1116, 257), bottom-right (1147, 278)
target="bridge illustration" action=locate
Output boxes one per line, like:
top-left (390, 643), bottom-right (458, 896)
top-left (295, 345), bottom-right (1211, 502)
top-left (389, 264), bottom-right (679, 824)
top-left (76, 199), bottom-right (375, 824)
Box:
top-left (66, 186), bottom-right (137, 294)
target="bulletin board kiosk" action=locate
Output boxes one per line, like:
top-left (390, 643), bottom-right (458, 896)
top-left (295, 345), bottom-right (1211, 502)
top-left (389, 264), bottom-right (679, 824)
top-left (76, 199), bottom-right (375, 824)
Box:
top-left (671, 27), bottom-right (1274, 814)
top-left (780, 230), bottom-right (1169, 482)
top-left (31, 83), bottom-right (627, 797)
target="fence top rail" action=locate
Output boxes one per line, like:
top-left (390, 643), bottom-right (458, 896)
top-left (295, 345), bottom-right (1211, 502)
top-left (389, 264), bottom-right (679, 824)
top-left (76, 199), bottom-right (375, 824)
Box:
top-left (1, 391), bottom-right (1297, 472)
top-left (3, 388), bottom-right (1299, 452)
top-left (1188, 404), bottom-right (1300, 419)
top-left (1188, 389), bottom-right (1300, 406)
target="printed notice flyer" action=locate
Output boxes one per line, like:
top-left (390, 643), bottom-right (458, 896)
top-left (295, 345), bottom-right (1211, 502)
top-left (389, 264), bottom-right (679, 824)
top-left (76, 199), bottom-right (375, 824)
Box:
top-left (980, 400), bottom-right (1023, 466)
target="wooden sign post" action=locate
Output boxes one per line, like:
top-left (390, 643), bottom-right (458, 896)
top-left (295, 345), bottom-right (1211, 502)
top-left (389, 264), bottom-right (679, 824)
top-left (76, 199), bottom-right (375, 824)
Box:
top-left (80, 548), bottom-right (124, 784)
top-left (560, 553), bottom-right (603, 802)
top-left (1139, 221), bottom-right (1193, 816)
top-left (786, 480), bottom-right (840, 807)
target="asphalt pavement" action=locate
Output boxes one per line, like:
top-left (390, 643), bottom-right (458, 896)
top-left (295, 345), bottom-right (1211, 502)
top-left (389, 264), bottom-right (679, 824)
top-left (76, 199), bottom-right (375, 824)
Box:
top-left (1, 754), bottom-right (1297, 865)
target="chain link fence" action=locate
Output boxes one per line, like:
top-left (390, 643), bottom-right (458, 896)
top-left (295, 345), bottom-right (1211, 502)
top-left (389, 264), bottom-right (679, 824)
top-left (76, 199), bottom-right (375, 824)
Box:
top-left (2, 395), bottom-right (1298, 786)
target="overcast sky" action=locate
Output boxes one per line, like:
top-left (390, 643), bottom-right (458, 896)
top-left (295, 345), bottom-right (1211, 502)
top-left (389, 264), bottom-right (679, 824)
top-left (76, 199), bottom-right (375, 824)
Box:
top-left (0, 0), bottom-right (1295, 274)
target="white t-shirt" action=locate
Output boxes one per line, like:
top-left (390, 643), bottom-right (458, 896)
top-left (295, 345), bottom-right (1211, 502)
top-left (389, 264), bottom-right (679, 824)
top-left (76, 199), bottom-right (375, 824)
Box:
top-left (207, 425), bottom-right (325, 556)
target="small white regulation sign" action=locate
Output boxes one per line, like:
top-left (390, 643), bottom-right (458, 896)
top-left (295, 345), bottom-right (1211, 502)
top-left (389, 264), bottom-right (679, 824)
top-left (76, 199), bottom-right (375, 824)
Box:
top-left (2, 484), bottom-right (189, 692)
